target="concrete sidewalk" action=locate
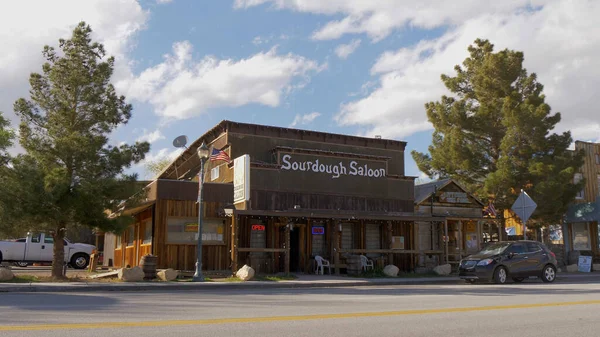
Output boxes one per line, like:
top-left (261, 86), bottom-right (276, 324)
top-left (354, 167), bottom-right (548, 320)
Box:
top-left (1, 272), bottom-right (599, 293)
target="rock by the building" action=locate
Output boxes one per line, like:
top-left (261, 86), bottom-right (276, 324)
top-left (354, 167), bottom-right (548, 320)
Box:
top-left (235, 264), bottom-right (255, 281)
top-left (157, 268), bottom-right (178, 281)
top-left (433, 264), bottom-right (452, 276)
top-left (118, 266), bottom-right (145, 282)
top-left (383, 264), bottom-right (399, 277)
top-left (0, 267), bottom-right (14, 281)
top-left (566, 264), bottom-right (578, 273)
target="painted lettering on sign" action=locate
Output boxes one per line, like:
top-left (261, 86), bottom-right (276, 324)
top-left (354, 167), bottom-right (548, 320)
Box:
top-left (439, 192), bottom-right (469, 204)
top-left (312, 226), bottom-right (325, 235)
top-left (280, 154), bottom-right (386, 179)
top-left (252, 224), bottom-right (265, 231)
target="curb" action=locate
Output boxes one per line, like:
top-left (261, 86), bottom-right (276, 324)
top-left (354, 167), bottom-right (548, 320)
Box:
top-left (0, 277), bottom-right (461, 293)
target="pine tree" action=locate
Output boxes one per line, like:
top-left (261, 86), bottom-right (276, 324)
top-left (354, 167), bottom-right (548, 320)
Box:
top-left (2, 22), bottom-right (149, 278)
top-left (412, 39), bottom-right (584, 224)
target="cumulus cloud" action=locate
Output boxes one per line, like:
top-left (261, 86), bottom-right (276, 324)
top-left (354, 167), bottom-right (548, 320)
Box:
top-left (289, 112), bottom-right (321, 127)
top-left (335, 39), bottom-right (361, 59)
top-left (0, 0), bottom-right (147, 158)
top-left (121, 42), bottom-right (323, 120)
top-left (157, 0), bottom-right (174, 3)
top-left (334, 0), bottom-right (600, 141)
top-left (136, 129), bottom-right (166, 144)
top-left (234, 0), bottom-right (544, 42)
top-left (0, 0), bottom-right (147, 124)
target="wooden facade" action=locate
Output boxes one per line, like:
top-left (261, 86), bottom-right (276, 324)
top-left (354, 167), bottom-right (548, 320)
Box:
top-left (574, 141), bottom-right (600, 203)
top-left (113, 120), bottom-right (448, 274)
top-left (565, 141), bottom-right (600, 263)
top-left (414, 179), bottom-right (499, 271)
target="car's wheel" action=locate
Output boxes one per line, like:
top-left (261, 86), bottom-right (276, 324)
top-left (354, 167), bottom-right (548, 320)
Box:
top-left (70, 253), bottom-right (90, 269)
top-left (14, 262), bottom-right (28, 267)
top-left (494, 266), bottom-right (508, 284)
top-left (541, 264), bottom-right (556, 283)
top-left (512, 277), bottom-right (525, 283)
top-left (0, 252), bottom-right (3, 265)
top-left (466, 279), bottom-right (477, 284)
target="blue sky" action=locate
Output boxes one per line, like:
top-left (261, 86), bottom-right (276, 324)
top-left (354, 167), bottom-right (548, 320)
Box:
top-left (1, 0), bottom-right (599, 181)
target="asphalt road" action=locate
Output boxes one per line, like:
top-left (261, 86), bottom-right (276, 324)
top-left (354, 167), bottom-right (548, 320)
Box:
top-left (1, 281), bottom-right (600, 337)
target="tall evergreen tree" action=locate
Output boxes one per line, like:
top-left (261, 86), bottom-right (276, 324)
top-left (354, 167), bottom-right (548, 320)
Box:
top-left (0, 112), bottom-right (13, 165)
top-left (2, 22), bottom-right (149, 278)
top-left (412, 39), bottom-right (583, 225)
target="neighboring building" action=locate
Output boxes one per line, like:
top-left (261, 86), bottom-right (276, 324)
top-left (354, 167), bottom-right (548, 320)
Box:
top-left (414, 179), bottom-right (500, 271)
top-left (565, 141), bottom-right (600, 263)
top-left (111, 120), bottom-right (441, 274)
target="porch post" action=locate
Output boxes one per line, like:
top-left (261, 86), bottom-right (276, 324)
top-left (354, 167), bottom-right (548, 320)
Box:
top-left (231, 216), bottom-right (237, 274)
top-left (444, 219), bottom-right (449, 264)
top-left (387, 221), bottom-right (393, 266)
top-left (477, 220), bottom-right (483, 250)
top-left (458, 220), bottom-right (463, 260)
top-left (334, 221), bottom-right (341, 275)
top-left (285, 218), bottom-right (291, 276)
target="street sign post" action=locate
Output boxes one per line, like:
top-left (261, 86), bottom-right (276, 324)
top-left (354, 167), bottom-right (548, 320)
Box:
top-left (511, 189), bottom-right (537, 240)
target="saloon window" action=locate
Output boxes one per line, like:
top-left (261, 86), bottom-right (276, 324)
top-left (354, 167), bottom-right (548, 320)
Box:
top-left (143, 219), bottom-right (152, 245)
top-left (166, 217), bottom-right (225, 245)
top-left (311, 222), bottom-right (327, 257)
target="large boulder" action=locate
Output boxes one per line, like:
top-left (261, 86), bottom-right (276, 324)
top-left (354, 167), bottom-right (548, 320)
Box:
top-left (157, 269), bottom-right (178, 281)
top-left (433, 264), bottom-right (452, 276)
top-left (566, 264), bottom-right (578, 273)
top-left (236, 264), bottom-right (255, 281)
top-left (118, 266), bottom-right (145, 282)
top-left (383, 264), bottom-right (399, 277)
top-left (0, 267), bottom-right (14, 281)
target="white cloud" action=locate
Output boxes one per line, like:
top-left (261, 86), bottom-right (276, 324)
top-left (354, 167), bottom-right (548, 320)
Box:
top-left (334, 1), bottom-right (600, 141)
top-left (157, 0), bottom-right (174, 3)
top-left (136, 129), bottom-right (166, 144)
top-left (0, 0), bottom-right (148, 126)
top-left (0, 0), bottom-right (147, 158)
top-left (234, 0), bottom-right (543, 42)
top-left (289, 112), bottom-right (321, 127)
top-left (121, 43), bottom-right (323, 120)
top-left (335, 39), bottom-right (361, 59)
top-left (252, 36), bottom-right (270, 45)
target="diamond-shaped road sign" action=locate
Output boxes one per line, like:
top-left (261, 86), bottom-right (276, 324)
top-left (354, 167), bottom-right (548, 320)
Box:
top-left (511, 190), bottom-right (537, 223)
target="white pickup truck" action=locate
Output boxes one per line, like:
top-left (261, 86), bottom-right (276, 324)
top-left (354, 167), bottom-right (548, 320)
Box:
top-left (0, 232), bottom-right (95, 269)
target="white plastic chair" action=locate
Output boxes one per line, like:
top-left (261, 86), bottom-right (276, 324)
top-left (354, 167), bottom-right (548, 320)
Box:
top-left (314, 255), bottom-right (331, 275)
top-left (360, 255), bottom-right (374, 272)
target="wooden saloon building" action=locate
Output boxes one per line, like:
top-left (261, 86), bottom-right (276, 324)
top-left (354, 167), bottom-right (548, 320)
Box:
top-left (108, 120), bottom-right (442, 274)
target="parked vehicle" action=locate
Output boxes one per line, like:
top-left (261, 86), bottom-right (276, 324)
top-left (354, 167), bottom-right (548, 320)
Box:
top-left (0, 232), bottom-right (95, 269)
top-left (459, 240), bottom-right (558, 284)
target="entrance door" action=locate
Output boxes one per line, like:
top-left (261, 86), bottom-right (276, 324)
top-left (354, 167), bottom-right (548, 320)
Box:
top-left (290, 227), bottom-right (300, 272)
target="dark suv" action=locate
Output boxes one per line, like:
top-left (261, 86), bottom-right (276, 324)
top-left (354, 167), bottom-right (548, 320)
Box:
top-left (459, 240), bottom-right (558, 284)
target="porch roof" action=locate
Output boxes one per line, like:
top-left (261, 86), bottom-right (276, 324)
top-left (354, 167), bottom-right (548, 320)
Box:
top-left (233, 209), bottom-right (445, 222)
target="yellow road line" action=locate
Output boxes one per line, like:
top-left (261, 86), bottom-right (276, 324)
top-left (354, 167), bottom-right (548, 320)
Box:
top-left (3, 299), bottom-right (600, 331)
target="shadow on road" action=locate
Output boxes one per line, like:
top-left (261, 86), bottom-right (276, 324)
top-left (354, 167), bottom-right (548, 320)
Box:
top-left (0, 293), bottom-right (119, 311)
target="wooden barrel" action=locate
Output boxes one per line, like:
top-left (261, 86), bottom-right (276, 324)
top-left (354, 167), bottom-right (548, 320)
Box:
top-left (139, 255), bottom-right (158, 280)
top-left (346, 255), bottom-right (362, 275)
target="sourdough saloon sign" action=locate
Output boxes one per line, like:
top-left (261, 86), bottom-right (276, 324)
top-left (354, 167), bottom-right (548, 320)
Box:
top-left (280, 153), bottom-right (386, 179)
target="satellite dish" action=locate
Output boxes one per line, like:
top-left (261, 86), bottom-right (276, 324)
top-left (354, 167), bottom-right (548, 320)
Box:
top-left (172, 135), bottom-right (188, 149)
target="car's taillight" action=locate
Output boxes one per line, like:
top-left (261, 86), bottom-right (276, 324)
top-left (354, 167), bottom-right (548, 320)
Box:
top-left (550, 251), bottom-right (556, 258)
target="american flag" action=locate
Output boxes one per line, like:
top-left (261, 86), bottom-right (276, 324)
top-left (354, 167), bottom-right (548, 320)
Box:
top-left (484, 202), bottom-right (497, 217)
top-left (210, 148), bottom-right (231, 163)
